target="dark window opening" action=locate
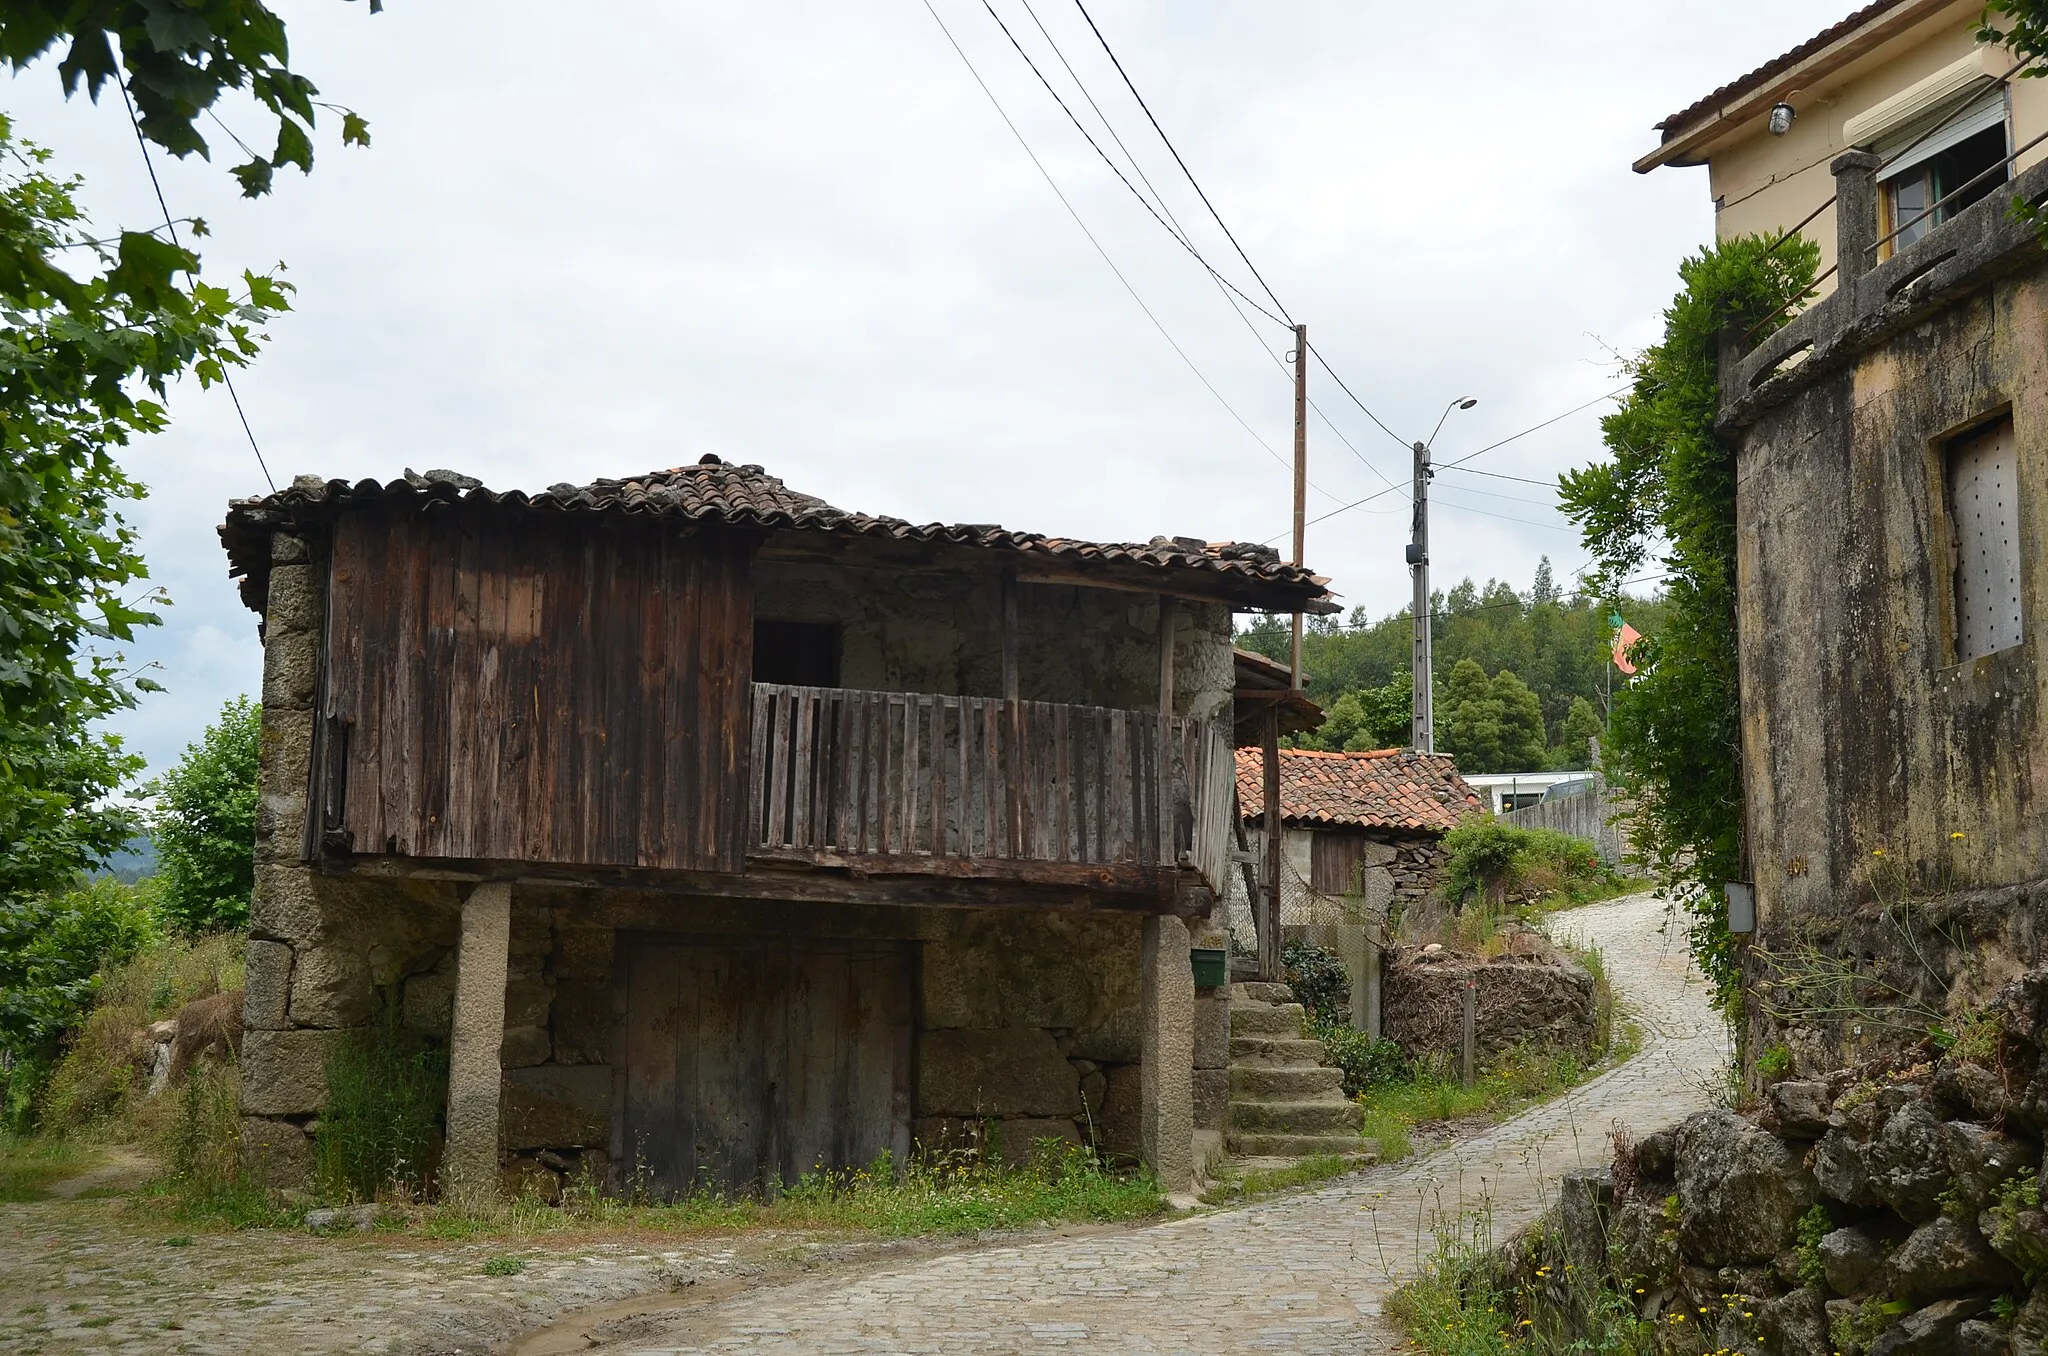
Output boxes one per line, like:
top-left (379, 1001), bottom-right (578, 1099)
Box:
top-left (754, 620), bottom-right (842, 687)
top-left (1885, 123), bottom-right (2008, 254)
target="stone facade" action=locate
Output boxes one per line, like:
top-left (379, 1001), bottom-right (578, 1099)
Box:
top-left (1722, 151), bottom-right (2048, 1068)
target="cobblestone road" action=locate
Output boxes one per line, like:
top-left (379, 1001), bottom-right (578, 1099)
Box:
top-left (578, 891), bottom-right (1729, 1356)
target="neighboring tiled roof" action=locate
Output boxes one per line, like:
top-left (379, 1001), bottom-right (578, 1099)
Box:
top-left (1654, 0), bottom-right (1910, 134)
top-left (1235, 747), bottom-right (1481, 834)
top-left (219, 457), bottom-right (1334, 614)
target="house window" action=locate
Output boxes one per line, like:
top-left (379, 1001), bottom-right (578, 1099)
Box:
top-left (1945, 415), bottom-right (2023, 662)
top-left (1878, 91), bottom-right (2008, 256)
top-left (754, 620), bottom-right (841, 687)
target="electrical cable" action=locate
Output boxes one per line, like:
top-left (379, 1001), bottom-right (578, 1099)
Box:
top-left (999, 0), bottom-right (1406, 495)
top-left (1436, 388), bottom-right (1628, 470)
top-left (981, 0), bottom-right (1290, 330)
top-left (1440, 464), bottom-right (1560, 489)
top-left (921, 0), bottom-right (1340, 496)
top-left (1432, 496), bottom-right (1578, 534)
top-left (1071, 0), bottom-right (1293, 326)
top-left (120, 81), bottom-right (276, 493)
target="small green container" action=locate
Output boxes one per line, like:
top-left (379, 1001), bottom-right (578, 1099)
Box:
top-left (1190, 947), bottom-right (1229, 989)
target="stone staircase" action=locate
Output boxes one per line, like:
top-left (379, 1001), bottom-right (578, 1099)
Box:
top-left (1225, 982), bottom-right (1367, 1159)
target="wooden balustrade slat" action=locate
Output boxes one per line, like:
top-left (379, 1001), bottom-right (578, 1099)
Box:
top-left (744, 685), bottom-right (1229, 891)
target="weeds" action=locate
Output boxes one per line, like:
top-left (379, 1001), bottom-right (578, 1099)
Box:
top-left (409, 1140), bottom-right (1162, 1241)
top-left (1353, 1045), bottom-right (1603, 1166)
top-left (0, 1134), bottom-right (99, 1201)
top-left (1389, 1207), bottom-right (1648, 1355)
top-left (314, 1011), bottom-right (446, 1203)
top-left (1199, 1152), bottom-right (1359, 1205)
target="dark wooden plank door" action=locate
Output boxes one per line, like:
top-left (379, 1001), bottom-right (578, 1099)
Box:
top-left (616, 934), bottom-right (913, 1198)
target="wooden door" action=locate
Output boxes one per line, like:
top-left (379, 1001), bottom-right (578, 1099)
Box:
top-left (615, 934), bottom-right (914, 1197)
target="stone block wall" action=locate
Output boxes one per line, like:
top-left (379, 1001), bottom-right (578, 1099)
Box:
top-left (255, 880), bottom-right (1160, 1198)
top-left (237, 529), bottom-right (467, 1186)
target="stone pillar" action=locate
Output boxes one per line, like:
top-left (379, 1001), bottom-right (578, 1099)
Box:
top-left (443, 882), bottom-right (512, 1205)
top-left (1139, 913), bottom-right (1194, 1196)
top-left (1339, 923), bottom-right (1382, 1039)
top-left (1832, 150), bottom-right (1883, 289)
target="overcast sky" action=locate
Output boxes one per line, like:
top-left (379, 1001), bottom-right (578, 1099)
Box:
top-left (8, 1), bottom-right (1852, 775)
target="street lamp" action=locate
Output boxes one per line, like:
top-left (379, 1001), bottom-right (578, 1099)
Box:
top-left (1409, 396), bottom-right (1479, 753)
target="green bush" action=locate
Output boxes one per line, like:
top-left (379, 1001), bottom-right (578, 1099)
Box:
top-left (1308, 1015), bottom-right (1411, 1098)
top-left (315, 1012), bottom-right (447, 1203)
top-left (1441, 818), bottom-right (1611, 906)
top-left (1282, 940), bottom-right (1350, 1023)
top-left (0, 876), bottom-right (158, 1130)
top-left (143, 696), bottom-right (260, 935)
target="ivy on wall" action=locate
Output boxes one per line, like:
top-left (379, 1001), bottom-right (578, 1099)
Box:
top-left (1558, 235), bottom-right (1818, 1007)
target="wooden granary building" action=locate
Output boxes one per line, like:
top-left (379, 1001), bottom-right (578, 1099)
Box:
top-left (220, 459), bottom-right (1333, 1199)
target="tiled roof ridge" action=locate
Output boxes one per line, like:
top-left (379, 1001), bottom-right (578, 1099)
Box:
top-left (1653, 0), bottom-right (1910, 134)
top-left (219, 456), bottom-right (1332, 609)
top-left (1233, 745), bottom-right (1482, 834)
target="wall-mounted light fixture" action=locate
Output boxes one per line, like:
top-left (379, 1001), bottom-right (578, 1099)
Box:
top-left (1769, 101), bottom-right (1796, 136)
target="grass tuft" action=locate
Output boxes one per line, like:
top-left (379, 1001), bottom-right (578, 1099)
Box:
top-left (0, 1134), bottom-right (100, 1201)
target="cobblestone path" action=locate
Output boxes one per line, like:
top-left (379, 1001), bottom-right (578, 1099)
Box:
top-left (578, 891), bottom-right (1728, 1356)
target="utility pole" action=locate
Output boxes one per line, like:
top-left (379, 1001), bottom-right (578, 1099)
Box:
top-left (1290, 322), bottom-right (1308, 690)
top-left (1408, 438), bottom-right (1433, 752)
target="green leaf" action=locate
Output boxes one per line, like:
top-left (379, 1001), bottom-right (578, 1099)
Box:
top-left (341, 111), bottom-right (371, 148)
top-left (272, 116), bottom-right (312, 175)
top-left (230, 157), bottom-right (274, 198)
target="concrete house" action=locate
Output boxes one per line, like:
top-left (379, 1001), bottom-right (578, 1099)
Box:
top-left (1640, 2), bottom-right (2048, 1066)
top-left (218, 459), bottom-right (1334, 1200)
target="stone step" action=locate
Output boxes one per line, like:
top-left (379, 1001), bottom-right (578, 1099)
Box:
top-left (1228, 1036), bottom-right (1330, 1067)
top-left (1228, 1003), bottom-right (1306, 1037)
top-left (1228, 981), bottom-right (1296, 1005)
top-left (1228, 1099), bottom-right (1363, 1135)
top-left (1230, 1064), bottom-right (1347, 1099)
top-left (1226, 1132), bottom-right (1373, 1159)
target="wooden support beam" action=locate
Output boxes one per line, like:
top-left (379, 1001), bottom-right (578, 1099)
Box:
top-left (326, 853), bottom-right (1199, 916)
top-left (1001, 567), bottom-right (1019, 702)
top-left (1260, 711), bottom-right (1283, 983)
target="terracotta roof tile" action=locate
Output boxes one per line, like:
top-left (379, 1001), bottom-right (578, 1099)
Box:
top-left (1653, 0), bottom-right (1907, 134)
top-left (1235, 747), bottom-right (1481, 834)
top-left (220, 459), bottom-right (1333, 614)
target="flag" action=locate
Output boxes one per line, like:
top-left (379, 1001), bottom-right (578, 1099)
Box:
top-left (1611, 619), bottom-right (1643, 675)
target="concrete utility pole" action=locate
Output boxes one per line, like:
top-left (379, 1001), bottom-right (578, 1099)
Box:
top-left (1409, 397), bottom-right (1477, 753)
top-left (1408, 437), bottom-right (1434, 752)
top-left (1290, 322), bottom-right (1308, 690)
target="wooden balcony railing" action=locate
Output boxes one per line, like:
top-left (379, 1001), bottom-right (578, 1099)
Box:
top-left (748, 683), bottom-right (1234, 897)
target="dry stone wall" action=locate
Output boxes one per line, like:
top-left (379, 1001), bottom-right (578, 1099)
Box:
top-left (1381, 932), bottom-right (1596, 1064)
top-left (1555, 967), bottom-right (2048, 1356)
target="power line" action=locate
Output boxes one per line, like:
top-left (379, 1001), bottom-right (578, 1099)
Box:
top-left (997, 0), bottom-right (1406, 496)
top-left (980, 0), bottom-right (1290, 329)
top-left (1071, 0), bottom-right (1292, 326)
top-left (1306, 343), bottom-right (1411, 452)
top-left (921, 0), bottom-right (1336, 496)
top-left (1433, 495), bottom-right (1577, 534)
top-left (1441, 463), bottom-right (1559, 489)
top-left (1436, 388), bottom-right (1627, 471)
top-left (120, 81), bottom-right (276, 493)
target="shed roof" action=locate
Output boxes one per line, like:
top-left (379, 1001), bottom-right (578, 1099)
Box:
top-left (219, 457), bottom-right (1335, 616)
top-left (1235, 747), bottom-right (1481, 834)
top-left (1230, 647), bottom-right (1323, 747)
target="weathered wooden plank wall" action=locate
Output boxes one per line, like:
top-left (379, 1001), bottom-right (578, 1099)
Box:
top-left (615, 933), bottom-right (913, 1197)
top-left (321, 500), bottom-right (754, 871)
top-left (749, 684), bottom-right (1165, 870)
